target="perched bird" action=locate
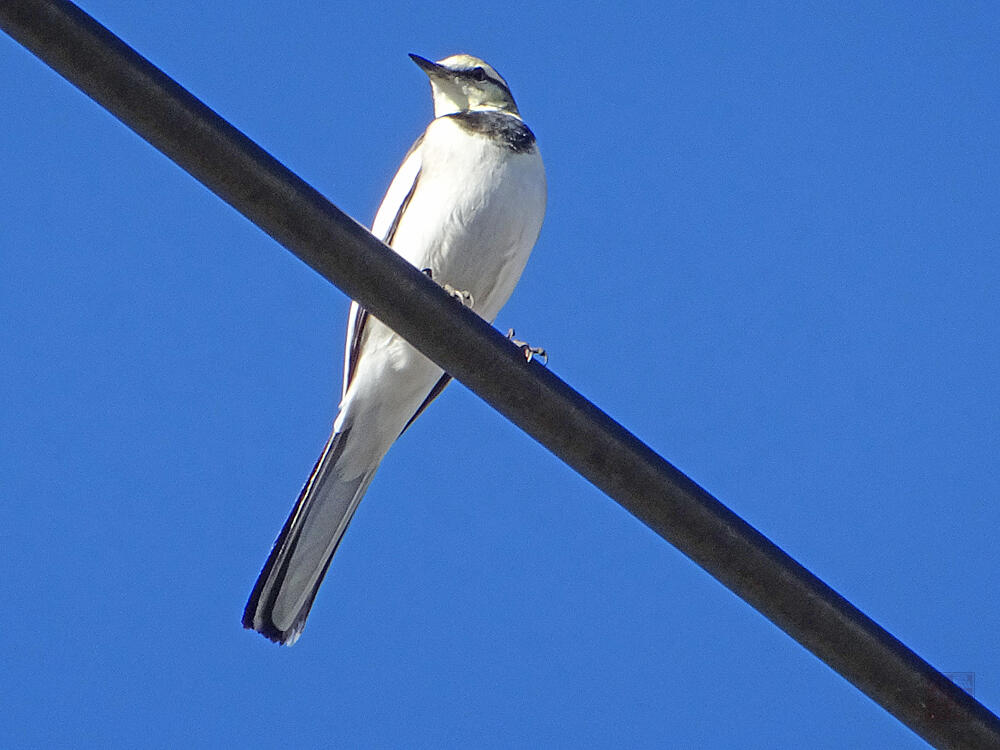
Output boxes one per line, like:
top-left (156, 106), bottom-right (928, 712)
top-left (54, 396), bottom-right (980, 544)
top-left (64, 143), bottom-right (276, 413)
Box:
top-left (243, 53), bottom-right (547, 644)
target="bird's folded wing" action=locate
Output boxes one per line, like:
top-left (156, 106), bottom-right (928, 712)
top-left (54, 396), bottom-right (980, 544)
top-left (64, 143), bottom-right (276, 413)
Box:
top-left (399, 372), bottom-right (453, 437)
top-left (342, 134), bottom-right (424, 400)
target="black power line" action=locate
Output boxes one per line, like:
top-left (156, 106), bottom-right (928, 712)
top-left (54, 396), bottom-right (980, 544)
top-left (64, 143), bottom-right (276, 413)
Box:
top-left (2, 1), bottom-right (997, 746)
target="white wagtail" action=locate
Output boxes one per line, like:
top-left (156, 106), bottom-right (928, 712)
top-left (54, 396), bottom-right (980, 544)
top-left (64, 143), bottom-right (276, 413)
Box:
top-left (243, 53), bottom-right (547, 644)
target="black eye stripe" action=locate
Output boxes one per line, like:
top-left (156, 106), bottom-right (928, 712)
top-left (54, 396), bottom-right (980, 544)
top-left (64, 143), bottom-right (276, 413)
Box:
top-left (459, 66), bottom-right (492, 84)
top-left (451, 65), bottom-right (515, 102)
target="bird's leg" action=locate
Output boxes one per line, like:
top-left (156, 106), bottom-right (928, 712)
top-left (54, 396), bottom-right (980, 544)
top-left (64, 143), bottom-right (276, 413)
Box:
top-left (506, 328), bottom-right (548, 365)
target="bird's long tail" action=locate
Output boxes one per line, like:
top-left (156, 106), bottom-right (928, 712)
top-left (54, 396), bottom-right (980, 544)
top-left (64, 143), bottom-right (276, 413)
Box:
top-left (243, 427), bottom-right (377, 645)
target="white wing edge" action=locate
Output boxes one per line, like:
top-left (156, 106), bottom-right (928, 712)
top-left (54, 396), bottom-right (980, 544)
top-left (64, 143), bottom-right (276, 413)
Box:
top-left (341, 134), bottom-right (425, 401)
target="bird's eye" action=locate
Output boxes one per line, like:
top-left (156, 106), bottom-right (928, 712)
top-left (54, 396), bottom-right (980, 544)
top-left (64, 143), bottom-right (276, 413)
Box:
top-left (471, 67), bottom-right (487, 82)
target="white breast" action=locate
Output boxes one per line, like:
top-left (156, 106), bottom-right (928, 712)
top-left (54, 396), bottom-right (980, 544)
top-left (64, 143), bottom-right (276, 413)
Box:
top-left (390, 116), bottom-right (547, 322)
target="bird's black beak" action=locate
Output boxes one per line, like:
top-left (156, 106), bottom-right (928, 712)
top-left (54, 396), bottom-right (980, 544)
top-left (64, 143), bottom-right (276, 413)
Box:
top-left (409, 53), bottom-right (449, 79)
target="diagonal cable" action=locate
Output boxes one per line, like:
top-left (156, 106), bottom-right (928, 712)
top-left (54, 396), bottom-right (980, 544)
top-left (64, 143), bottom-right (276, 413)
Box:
top-left (2, 1), bottom-right (997, 746)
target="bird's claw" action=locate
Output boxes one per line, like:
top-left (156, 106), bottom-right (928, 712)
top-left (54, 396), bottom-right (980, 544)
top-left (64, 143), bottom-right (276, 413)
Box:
top-left (423, 268), bottom-right (474, 309)
top-left (443, 284), bottom-right (475, 309)
top-left (506, 328), bottom-right (548, 365)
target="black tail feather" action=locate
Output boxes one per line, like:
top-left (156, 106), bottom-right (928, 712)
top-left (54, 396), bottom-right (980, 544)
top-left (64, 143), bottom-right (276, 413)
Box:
top-left (243, 429), bottom-right (374, 645)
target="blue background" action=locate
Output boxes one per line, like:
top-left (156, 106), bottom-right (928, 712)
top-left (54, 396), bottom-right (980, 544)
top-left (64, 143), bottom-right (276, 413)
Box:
top-left (2, 2), bottom-right (998, 747)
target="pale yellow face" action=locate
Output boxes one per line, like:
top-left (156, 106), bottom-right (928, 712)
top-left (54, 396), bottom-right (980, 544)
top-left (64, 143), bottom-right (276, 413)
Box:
top-left (419, 54), bottom-right (520, 118)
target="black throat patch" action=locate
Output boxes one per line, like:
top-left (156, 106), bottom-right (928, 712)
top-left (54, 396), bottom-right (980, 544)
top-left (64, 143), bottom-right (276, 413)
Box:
top-left (445, 111), bottom-right (537, 153)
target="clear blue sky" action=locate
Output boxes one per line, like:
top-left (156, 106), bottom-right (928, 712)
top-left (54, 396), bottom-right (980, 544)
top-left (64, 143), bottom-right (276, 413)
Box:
top-left (2, 1), bottom-right (998, 747)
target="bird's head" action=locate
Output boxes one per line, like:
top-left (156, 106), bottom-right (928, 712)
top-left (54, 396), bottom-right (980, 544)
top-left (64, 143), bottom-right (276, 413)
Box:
top-left (410, 53), bottom-right (520, 118)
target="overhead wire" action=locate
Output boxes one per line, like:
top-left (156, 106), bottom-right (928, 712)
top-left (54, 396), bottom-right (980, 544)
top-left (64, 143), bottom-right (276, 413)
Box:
top-left (2, 1), bottom-right (997, 746)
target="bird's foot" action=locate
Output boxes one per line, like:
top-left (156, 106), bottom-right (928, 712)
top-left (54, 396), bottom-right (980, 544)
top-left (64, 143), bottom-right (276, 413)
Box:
top-left (506, 328), bottom-right (548, 365)
top-left (443, 283), bottom-right (475, 309)
top-left (422, 268), bottom-right (474, 309)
